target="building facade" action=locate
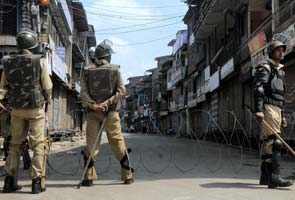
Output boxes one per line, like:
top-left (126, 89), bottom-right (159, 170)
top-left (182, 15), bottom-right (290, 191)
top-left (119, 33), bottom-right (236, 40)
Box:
top-left (122, 0), bottom-right (295, 145)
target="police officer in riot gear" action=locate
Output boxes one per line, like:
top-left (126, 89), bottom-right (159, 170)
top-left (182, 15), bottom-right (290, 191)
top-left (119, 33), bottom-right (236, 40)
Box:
top-left (80, 40), bottom-right (134, 186)
top-left (254, 40), bottom-right (293, 188)
top-left (0, 29), bottom-right (52, 194)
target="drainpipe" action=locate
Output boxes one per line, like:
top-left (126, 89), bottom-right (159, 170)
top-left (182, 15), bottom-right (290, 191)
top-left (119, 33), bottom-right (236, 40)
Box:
top-left (79, 32), bottom-right (88, 80)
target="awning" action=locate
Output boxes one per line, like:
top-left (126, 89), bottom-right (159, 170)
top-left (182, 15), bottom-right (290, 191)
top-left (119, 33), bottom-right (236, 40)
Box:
top-left (72, 42), bottom-right (85, 63)
top-left (195, 0), bottom-right (232, 40)
top-left (72, 2), bottom-right (89, 32)
top-left (87, 25), bottom-right (96, 47)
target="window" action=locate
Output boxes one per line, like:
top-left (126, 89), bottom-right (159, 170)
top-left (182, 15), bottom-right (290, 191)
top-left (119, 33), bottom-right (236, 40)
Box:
top-left (0, 0), bottom-right (17, 35)
top-left (168, 71), bottom-right (171, 82)
top-left (239, 6), bottom-right (248, 37)
top-left (193, 75), bottom-right (197, 94)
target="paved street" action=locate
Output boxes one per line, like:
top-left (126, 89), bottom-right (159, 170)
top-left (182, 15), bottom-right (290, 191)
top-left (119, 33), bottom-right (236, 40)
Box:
top-left (0, 133), bottom-right (294, 200)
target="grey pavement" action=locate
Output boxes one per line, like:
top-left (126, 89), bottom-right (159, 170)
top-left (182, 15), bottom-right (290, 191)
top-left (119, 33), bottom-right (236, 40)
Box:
top-left (0, 133), bottom-right (294, 200)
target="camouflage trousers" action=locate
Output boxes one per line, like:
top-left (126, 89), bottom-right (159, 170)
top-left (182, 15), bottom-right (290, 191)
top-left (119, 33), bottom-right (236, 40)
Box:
top-left (1, 111), bottom-right (11, 138)
top-left (260, 104), bottom-right (282, 162)
top-left (5, 108), bottom-right (47, 188)
top-left (84, 111), bottom-right (132, 181)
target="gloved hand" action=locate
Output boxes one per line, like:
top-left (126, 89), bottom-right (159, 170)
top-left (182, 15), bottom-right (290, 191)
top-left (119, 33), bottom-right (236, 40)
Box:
top-left (256, 112), bottom-right (264, 124)
top-left (281, 117), bottom-right (288, 128)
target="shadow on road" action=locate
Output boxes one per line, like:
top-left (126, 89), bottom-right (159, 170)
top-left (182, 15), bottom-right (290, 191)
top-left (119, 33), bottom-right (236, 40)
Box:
top-left (0, 133), bottom-right (294, 189)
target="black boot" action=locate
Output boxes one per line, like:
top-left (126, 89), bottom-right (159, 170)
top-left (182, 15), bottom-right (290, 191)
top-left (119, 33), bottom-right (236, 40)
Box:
top-left (269, 174), bottom-right (293, 188)
top-left (32, 177), bottom-right (43, 194)
top-left (3, 176), bottom-right (22, 193)
top-left (267, 140), bottom-right (293, 188)
top-left (259, 161), bottom-right (268, 185)
top-left (124, 178), bottom-right (134, 185)
top-left (80, 150), bottom-right (94, 187)
top-left (267, 160), bottom-right (293, 188)
top-left (120, 148), bottom-right (134, 185)
top-left (81, 179), bottom-right (93, 187)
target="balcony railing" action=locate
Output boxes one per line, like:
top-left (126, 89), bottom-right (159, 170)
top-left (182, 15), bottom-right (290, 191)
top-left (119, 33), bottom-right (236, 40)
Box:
top-left (169, 101), bottom-right (176, 112)
top-left (188, 43), bottom-right (205, 75)
top-left (167, 66), bottom-right (185, 90)
top-left (242, 0), bottom-right (295, 68)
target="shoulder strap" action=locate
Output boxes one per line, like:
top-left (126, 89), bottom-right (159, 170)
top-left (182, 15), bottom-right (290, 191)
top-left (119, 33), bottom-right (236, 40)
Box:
top-left (32, 55), bottom-right (42, 69)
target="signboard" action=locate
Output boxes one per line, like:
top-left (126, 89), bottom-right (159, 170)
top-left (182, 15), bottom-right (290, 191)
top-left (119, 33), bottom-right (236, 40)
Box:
top-left (281, 23), bottom-right (295, 54)
top-left (220, 57), bottom-right (234, 80)
top-left (204, 65), bottom-right (210, 81)
top-left (58, 0), bottom-right (73, 33)
top-left (55, 47), bottom-right (66, 63)
top-left (248, 31), bottom-right (267, 54)
top-left (209, 70), bottom-right (220, 92)
top-left (52, 51), bottom-right (68, 83)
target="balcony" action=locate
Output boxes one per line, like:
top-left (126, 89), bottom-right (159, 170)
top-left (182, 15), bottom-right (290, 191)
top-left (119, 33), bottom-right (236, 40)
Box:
top-left (72, 44), bottom-right (85, 64)
top-left (72, 1), bottom-right (89, 32)
top-left (244, 1), bottom-right (295, 68)
top-left (172, 30), bottom-right (188, 55)
top-left (86, 25), bottom-right (96, 47)
top-left (188, 43), bottom-right (206, 75)
top-left (178, 96), bottom-right (185, 109)
top-left (216, 39), bottom-right (235, 66)
top-left (193, 0), bottom-right (232, 40)
top-left (160, 82), bottom-right (168, 98)
top-left (168, 95), bottom-right (185, 112)
top-left (167, 66), bottom-right (186, 91)
top-left (169, 101), bottom-right (176, 112)
top-left (196, 86), bottom-right (206, 103)
top-left (187, 92), bottom-right (198, 108)
top-left (159, 100), bottom-right (168, 112)
top-left (265, 0), bottom-right (295, 32)
top-left (50, 0), bottom-right (73, 44)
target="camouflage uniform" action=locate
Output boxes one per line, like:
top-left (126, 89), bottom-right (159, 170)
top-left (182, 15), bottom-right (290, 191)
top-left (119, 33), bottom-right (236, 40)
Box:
top-left (81, 58), bottom-right (133, 183)
top-left (0, 108), bottom-right (10, 159)
top-left (0, 105), bottom-right (14, 164)
top-left (254, 56), bottom-right (293, 188)
top-left (255, 58), bottom-right (285, 157)
top-left (0, 49), bottom-right (52, 191)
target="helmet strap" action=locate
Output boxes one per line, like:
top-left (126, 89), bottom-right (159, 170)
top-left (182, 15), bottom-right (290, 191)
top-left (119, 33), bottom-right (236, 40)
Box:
top-left (105, 55), bottom-right (111, 63)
